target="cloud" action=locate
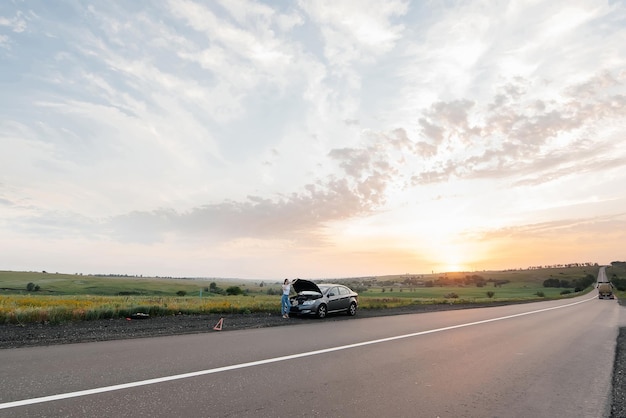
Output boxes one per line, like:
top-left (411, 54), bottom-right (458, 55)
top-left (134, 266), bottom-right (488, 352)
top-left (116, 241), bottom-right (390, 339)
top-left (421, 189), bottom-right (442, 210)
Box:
top-left (106, 175), bottom-right (384, 244)
top-left (0, 12), bottom-right (27, 33)
top-left (479, 212), bottom-right (626, 243)
top-left (0, 34), bottom-right (9, 49)
top-left (300, 0), bottom-right (408, 65)
top-left (0, 9), bottom-right (29, 50)
top-left (408, 70), bottom-right (626, 185)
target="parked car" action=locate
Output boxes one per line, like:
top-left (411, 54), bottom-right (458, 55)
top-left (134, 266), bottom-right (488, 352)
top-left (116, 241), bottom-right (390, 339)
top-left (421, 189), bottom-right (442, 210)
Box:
top-left (289, 279), bottom-right (358, 318)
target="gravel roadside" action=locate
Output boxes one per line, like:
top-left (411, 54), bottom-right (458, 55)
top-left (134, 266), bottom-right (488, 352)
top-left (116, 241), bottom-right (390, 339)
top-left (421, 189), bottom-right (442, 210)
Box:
top-left (0, 303), bottom-right (481, 349)
top-left (1, 302), bottom-right (624, 416)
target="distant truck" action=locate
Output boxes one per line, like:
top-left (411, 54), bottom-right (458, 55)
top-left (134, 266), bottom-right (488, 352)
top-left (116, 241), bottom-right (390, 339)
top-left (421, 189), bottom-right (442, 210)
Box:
top-left (597, 282), bottom-right (614, 299)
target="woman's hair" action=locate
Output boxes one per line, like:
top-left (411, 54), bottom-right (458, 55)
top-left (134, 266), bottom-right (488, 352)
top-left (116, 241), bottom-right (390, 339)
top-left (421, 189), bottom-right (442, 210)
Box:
top-left (284, 279), bottom-right (289, 284)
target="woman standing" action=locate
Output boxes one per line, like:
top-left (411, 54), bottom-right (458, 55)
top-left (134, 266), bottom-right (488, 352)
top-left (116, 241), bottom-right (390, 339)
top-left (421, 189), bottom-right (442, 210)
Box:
top-left (281, 279), bottom-right (291, 318)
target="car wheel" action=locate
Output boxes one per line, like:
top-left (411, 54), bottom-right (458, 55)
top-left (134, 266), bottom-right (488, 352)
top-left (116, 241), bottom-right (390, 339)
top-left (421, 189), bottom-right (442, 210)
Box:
top-left (316, 304), bottom-right (327, 318)
top-left (347, 302), bottom-right (357, 316)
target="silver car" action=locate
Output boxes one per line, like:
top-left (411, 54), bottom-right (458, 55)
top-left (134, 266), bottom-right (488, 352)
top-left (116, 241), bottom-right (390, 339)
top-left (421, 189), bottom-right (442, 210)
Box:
top-left (289, 279), bottom-right (358, 318)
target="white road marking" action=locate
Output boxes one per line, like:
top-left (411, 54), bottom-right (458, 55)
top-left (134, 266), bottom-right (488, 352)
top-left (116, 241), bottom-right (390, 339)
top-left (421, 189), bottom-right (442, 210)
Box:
top-left (0, 296), bottom-right (595, 410)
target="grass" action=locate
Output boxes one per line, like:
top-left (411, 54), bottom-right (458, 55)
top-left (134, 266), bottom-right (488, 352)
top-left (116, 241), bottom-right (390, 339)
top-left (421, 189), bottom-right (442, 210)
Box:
top-left (0, 294), bottom-right (279, 325)
top-left (0, 265), bottom-right (603, 324)
top-left (0, 271), bottom-right (217, 296)
top-left (606, 262), bottom-right (626, 299)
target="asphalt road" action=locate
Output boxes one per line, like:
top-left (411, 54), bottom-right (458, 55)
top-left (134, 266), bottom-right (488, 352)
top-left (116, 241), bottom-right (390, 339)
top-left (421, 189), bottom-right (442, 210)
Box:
top-left (1, 293), bottom-right (623, 417)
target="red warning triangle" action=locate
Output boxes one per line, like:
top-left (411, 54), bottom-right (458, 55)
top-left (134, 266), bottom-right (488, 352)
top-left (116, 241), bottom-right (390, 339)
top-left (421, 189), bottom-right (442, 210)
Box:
top-left (213, 317), bottom-right (224, 331)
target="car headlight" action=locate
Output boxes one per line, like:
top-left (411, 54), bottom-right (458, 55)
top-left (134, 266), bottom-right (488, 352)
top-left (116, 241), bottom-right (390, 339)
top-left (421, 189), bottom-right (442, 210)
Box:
top-left (301, 300), bottom-right (315, 306)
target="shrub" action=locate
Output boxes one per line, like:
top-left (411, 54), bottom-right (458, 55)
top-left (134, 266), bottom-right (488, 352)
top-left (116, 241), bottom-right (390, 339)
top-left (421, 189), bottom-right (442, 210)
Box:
top-left (572, 274), bottom-right (595, 291)
top-left (560, 290), bottom-right (572, 295)
top-left (486, 291), bottom-right (495, 298)
top-left (535, 291), bottom-right (545, 297)
top-left (444, 292), bottom-right (459, 299)
top-left (226, 286), bottom-right (243, 295)
top-left (176, 290), bottom-right (187, 296)
top-left (612, 278), bottom-right (626, 291)
top-left (543, 278), bottom-right (561, 288)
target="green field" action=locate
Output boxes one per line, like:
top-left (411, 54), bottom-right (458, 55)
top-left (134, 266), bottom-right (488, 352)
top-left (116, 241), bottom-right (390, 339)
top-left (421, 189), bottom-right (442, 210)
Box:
top-left (0, 264), bottom-right (612, 324)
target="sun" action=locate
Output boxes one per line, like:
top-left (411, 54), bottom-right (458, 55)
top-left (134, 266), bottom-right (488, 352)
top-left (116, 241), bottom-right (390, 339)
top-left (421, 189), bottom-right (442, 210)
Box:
top-left (440, 260), bottom-right (470, 273)
top-left (433, 248), bottom-right (474, 273)
top-left (444, 263), bottom-right (465, 273)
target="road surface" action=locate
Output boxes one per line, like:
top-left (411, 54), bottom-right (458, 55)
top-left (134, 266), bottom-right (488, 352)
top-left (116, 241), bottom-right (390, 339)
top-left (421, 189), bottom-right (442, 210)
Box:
top-left (1, 291), bottom-right (624, 417)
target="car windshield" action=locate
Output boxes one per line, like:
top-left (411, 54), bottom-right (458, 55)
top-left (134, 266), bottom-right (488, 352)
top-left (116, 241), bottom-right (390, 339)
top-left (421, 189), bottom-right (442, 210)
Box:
top-left (318, 285), bottom-right (331, 294)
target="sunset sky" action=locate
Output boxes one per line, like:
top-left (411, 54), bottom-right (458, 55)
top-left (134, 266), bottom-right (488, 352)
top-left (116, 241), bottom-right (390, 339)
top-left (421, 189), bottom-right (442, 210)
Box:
top-left (1, 1), bottom-right (625, 280)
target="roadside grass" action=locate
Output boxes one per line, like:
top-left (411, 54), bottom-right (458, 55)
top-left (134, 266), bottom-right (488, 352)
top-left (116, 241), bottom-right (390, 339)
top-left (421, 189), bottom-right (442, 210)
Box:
top-left (357, 285), bottom-right (583, 310)
top-left (362, 284), bottom-right (566, 299)
top-left (607, 262), bottom-right (626, 300)
top-left (0, 294), bottom-right (280, 325)
top-left (0, 266), bottom-right (600, 324)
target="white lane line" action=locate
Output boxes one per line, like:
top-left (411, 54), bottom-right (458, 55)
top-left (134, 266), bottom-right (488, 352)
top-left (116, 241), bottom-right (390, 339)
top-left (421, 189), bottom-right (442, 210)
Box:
top-left (1, 296), bottom-right (595, 410)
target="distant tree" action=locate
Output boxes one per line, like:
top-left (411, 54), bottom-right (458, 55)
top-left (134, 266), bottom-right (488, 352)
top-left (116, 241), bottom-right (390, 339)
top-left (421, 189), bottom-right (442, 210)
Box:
top-left (209, 282), bottom-right (217, 291)
top-left (176, 290), bottom-right (187, 296)
top-left (226, 286), bottom-right (243, 295)
top-left (543, 278), bottom-right (561, 288)
top-left (573, 274), bottom-right (595, 292)
top-left (613, 279), bottom-right (626, 292)
top-left (26, 282), bottom-right (35, 291)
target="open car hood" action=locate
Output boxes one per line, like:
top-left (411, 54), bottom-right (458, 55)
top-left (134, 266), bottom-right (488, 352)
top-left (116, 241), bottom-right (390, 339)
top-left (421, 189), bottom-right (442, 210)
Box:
top-left (292, 279), bottom-right (322, 294)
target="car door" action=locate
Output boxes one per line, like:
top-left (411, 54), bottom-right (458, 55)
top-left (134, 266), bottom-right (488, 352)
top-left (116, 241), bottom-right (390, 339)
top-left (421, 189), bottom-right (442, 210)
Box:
top-left (326, 286), bottom-right (343, 312)
top-left (336, 286), bottom-right (351, 311)
top-left (327, 286), bottom-right (350, 312)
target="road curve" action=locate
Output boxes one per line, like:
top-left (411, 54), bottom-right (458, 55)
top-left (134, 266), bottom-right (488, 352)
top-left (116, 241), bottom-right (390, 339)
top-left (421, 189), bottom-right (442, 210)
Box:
top-left (1, 291), bottom-right (624, 417)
